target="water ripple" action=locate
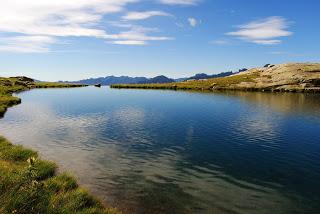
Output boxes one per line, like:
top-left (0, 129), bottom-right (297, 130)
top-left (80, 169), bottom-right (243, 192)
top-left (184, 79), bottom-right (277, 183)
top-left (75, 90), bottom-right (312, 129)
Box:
top-left (0, 88), bottom-right (320, 213)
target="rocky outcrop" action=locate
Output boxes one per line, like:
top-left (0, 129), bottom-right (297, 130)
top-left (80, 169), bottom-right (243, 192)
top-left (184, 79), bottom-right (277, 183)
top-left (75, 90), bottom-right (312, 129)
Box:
top-left (231, 63), bottom-right (320, 92)
top-left (1, 77), bottom-right (36, 89)
top-left (13, 76), bottom-right (35, 82)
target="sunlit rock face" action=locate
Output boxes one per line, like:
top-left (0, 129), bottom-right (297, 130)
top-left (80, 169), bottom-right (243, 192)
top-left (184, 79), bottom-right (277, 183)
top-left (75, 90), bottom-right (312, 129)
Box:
top-left (233, 63), bottom-right (320, 92)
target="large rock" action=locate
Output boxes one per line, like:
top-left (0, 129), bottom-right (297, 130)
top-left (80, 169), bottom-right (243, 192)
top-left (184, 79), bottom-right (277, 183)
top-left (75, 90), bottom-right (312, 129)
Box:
top-left (232, 63), bottom-right (320, 92)
top-left (0, 79), bottom-right (13, 86)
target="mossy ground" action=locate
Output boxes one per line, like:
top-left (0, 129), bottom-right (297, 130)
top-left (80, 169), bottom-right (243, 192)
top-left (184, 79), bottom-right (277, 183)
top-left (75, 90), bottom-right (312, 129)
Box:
top-left (0, 77), bottom-right (119, 213)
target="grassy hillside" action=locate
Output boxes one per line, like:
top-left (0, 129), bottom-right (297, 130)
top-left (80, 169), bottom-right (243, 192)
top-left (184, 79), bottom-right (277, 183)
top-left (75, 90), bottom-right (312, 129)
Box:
top-left (0, 77), bottom-right (119, 213)
top-left (111, 63), bottom-right (320, 93)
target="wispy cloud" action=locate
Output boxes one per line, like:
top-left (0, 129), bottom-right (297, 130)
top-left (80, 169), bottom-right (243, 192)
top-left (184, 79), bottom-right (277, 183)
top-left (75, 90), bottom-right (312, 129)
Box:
top-left (159, 0), bottom-right (200, 5)
top-left (254, 40), bottom-right (282, 45)
top-left (0, 0), bottom-right (174, 52)
top-left (209, 39), bottom-right (230, 45)
top-left (0, 0), bottom-right (136, 37)
top-left (123, 11), bottom-right (171, 20)
top-left (111, 40), bottom-right (146, 45)
top-left (188, 18), bottom-right (198, 27)
top-left (105, 26), bottom-right (173, 45)
top-left (0, 36), bottom-right (56, 53)
top-left (226, 16), bottom-right (292, 45)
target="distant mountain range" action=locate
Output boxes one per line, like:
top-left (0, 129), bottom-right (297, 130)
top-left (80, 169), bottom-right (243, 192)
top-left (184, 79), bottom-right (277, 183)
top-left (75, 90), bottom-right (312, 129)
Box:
top-left (61, 76), bottom-right (148, 85)
top-left (60, 71), bottom-right (240, 85)
top-left (138, 75), bottom-right (176, 84)
top-left (60, 75), bottom-right (176, 85)
top-left (185, 72), bottom-right (234, 81)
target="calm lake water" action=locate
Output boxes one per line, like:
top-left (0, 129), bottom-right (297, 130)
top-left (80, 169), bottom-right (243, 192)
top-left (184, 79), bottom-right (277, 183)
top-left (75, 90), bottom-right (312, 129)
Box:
top-left (1, 87), bottom-right (320, 214)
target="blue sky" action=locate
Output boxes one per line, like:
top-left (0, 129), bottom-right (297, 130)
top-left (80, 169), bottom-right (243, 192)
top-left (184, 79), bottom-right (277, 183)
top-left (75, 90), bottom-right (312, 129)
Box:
top-left (0, 0), bottom-right (319, 81)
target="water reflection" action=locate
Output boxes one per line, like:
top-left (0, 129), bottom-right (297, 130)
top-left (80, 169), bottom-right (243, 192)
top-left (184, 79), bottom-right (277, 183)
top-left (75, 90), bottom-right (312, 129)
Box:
top-left (216, 91), bottom-right (320, 118)
top-left (0, 87), bottom-right (319, 213)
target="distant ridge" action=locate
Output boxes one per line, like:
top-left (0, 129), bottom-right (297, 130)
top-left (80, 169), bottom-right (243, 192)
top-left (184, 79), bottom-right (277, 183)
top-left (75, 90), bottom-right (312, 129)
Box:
top-left (186, 72), bottom-right (233, 80)
top-left (61, 71), bottom-right (241, 85)
top-left (138, 75), bottom-right (175, 84)
top-left (60, 76), bottom-right (148, 85)
top-left (59, 75), bottom-right (181, 85)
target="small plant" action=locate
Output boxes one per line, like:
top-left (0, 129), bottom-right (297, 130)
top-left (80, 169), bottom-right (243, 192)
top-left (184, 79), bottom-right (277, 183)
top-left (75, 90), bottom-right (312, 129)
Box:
top-left (27, 156), bottom-right (36, 166)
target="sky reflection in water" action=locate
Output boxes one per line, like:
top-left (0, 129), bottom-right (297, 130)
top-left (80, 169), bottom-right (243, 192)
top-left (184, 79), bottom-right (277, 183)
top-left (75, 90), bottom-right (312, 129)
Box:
top-left (0, 87), bottom-right (320, 214)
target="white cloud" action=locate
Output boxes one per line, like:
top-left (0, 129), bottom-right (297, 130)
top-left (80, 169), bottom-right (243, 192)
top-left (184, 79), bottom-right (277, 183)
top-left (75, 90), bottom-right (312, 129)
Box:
top-left (253, 40), bottom-right (281, 45)
top-left (111, 40), bottom-right (146, 45)
top-left (226, 16), bottom-right (292, 45)
top-left (188, 18), bottom-right (198, 27)
top-left (105, 26), bottom-right (173, 42)
top-left (0, 36), bottom-right (56, 53)
top-left (159, 0), bottom-right (200, 5)
top-left (0, 0), bottom-right (172, 52)
top-left (123, 11), bottom-right (171, 20)
top-left (0, 0), bottom-right (136, 37)
top-left (103, 23), bottom-right (172, 45)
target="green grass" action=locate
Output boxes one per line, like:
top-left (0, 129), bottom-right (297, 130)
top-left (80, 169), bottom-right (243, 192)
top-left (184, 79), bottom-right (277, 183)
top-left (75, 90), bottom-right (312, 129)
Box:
top-left (111, 72), bottom-right (261, 91)
top-left (34, 82), bottom-right (87, 88)
top-left (0, 95), bottom-right (21, 117)
top-left (0, 137), bottom-right (120, 214)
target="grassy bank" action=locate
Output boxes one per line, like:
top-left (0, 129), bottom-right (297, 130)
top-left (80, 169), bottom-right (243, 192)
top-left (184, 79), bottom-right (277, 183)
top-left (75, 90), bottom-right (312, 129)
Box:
top-left (0, 137), bottom-right (119, 214)
top-left (34, 82), bottom-right (88, 88)
top-left (0, 77), bottom-right (119, 213)
top-left (111, 72), bottom-right (261, 91)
